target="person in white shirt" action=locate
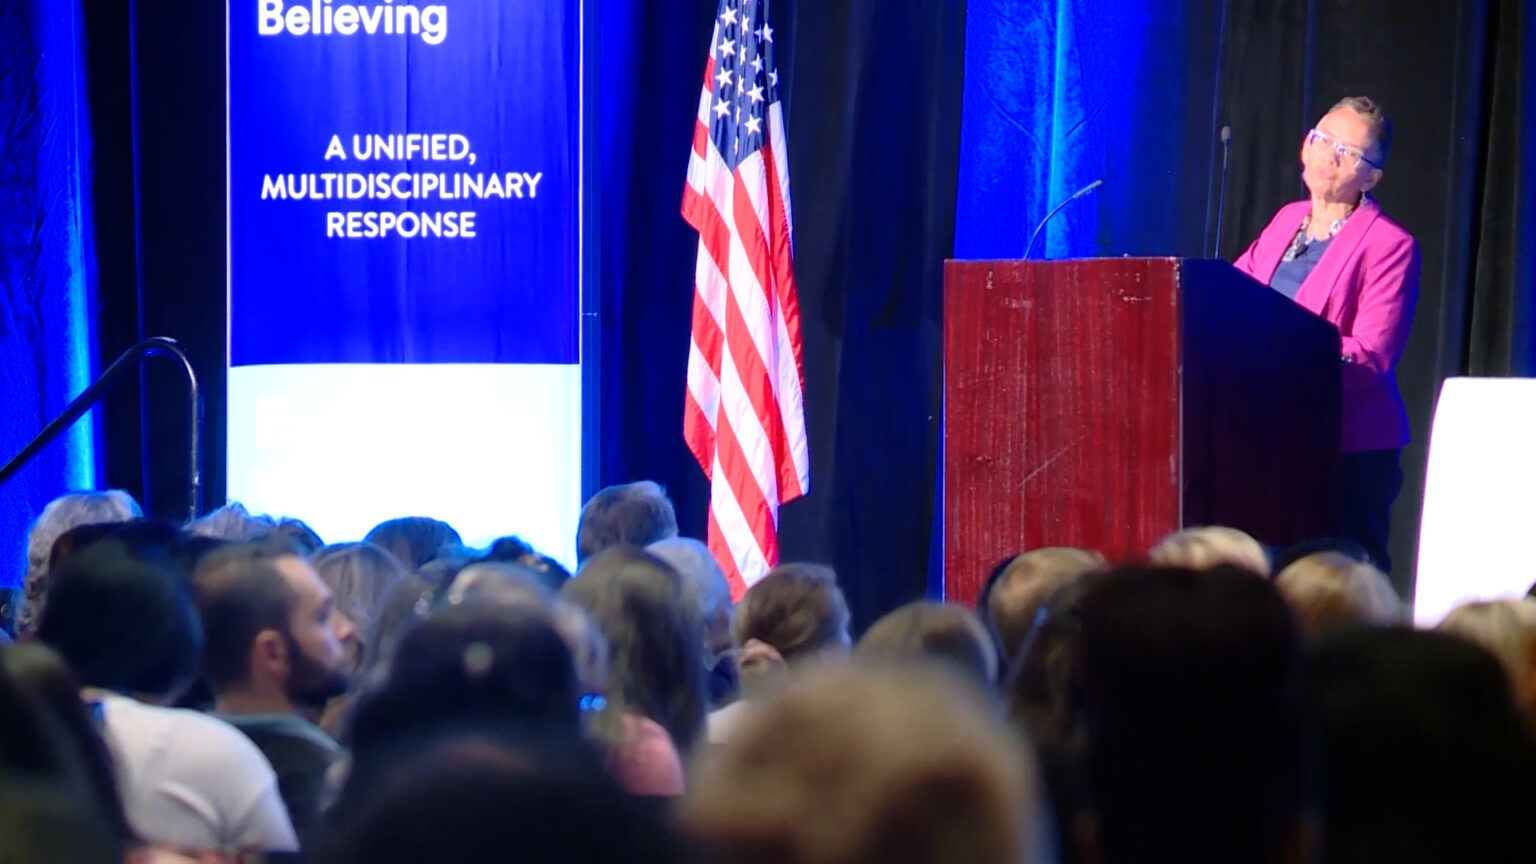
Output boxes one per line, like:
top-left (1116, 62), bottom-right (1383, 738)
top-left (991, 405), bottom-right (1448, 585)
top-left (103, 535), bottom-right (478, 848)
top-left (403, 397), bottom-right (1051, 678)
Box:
top-left (36, 535), bottom-right (297, 854)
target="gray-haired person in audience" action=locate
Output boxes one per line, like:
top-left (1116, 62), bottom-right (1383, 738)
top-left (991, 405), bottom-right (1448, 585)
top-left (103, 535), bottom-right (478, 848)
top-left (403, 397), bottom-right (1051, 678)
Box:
top-left (16, 489), bottom-right (141, 637)
top-left (648, 536), bottom-right (737, 706)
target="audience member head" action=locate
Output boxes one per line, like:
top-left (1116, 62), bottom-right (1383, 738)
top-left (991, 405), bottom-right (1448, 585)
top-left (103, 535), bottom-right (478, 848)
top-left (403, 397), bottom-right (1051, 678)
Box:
top-left (1003, 573), bottom-right (1099, 864)
top-left (1271, 536), bottom-right (1372, 576)
top-left (0, 643), bottom-right (134, 845)
top-left (312, 541), bottom-right (407, 676)
top-left (575, 481), bottom-right (678, 563)
top-left (194, 541), bottom-right (355, 714)
top-left (18, 490), bottom-right (141, 636)
top-left (485, 535), bottom-right (534, 560)
top-left (1274, 552), bottom-right (1403, 637)
top-left (647, 536), bottom-right (734, 659)
top-left (682, 664), bottom-right (1045, 864)
top-left (856, 602), bottom-right (998, 689)
top-left (984, 547), bottom-right (1104, 670)
top-left (269, 517), bottom-right (324, 554)
top-left (35, 540), bottom-right (202, 703)
top-left (345, 603), bottom-right (581, 759)
top-left (560, 545), bottom-right (707, 752)
top-left (1149, 525), bottom-right (1271, 575)
top-left (481, 536), bottom-right (572, 593)
top-left (1436, 599), bottom-right (1536, 721)
top-left (444, 561), bottom-right (552, 610)
top-left (49, 518), bottom-right (191, 575)
top-left (1075, 565), bottom-right (1306, 864)
top-left (551, 600), bottom-right (611, 698)
top-left (732, 562), bottom-right (851, 687)
top-left (1303, 627), bottom-right (1536, 862)
top-left (364, 516), bottom-right (464, 569)
top-left (361, 573), bottom-right (434, 683)
top-left (327, 734), bottom-right (676, 864)
top-left (187, 501), bottom-right (276, 541)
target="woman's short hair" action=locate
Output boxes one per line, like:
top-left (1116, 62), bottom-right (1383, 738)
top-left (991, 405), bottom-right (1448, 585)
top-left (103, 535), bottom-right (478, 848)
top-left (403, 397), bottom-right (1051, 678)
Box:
top-left (1275, 552), bottom-right (1403, 636)
top-left (681, 664), bottom-right (1043, 864)
top-left (34, 540), bottom-right (203, 701)
top-left (1330, 95), bottom-right (1393, 166)
top-left (18, 491), bottom-right (142, 636)
top-left (1437, 599), bottom-right (1536, 720)
top-left (856, 602), bottom-right (998, 688)
top-left (560, 546), bottom-right (707, 753)
top-left (732, 563), bottom-right (850, 662)
top-left (1149, 526), bottom-right (1271, 576)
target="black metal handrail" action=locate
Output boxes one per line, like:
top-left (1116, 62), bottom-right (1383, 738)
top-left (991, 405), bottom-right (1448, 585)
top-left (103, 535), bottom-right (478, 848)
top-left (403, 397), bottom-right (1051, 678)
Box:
top-left (0, 337), bottom-right (203, 521)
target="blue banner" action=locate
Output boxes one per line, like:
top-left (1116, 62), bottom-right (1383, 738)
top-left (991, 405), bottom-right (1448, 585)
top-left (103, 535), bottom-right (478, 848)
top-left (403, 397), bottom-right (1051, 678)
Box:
top-left (228, 0), bottom-right (580, 366)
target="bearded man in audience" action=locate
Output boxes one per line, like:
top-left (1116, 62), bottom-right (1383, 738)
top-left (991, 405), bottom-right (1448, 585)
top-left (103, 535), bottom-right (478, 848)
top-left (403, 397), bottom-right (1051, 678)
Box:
top-left (194, 541), bottom-right (355, 843)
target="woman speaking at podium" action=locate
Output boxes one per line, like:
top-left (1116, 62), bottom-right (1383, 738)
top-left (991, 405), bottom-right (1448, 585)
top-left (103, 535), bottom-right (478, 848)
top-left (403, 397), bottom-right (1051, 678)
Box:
top-left (1233, 96), bottom-right (1420, 573)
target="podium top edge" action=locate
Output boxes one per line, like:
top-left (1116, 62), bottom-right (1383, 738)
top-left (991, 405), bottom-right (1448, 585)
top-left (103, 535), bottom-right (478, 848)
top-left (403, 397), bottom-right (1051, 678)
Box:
top-left (943, 257), bottom-right (1227, 264)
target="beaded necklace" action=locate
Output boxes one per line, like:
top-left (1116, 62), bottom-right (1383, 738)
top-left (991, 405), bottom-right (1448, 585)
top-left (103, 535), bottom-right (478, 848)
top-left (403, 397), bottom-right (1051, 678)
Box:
top-left (1282, 204), bottom-right (1356, 263)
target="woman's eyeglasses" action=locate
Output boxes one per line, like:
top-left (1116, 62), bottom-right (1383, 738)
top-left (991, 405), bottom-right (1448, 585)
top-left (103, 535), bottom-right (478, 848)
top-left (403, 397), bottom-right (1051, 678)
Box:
top-left (1306, 128), bottom-right (1383, 170)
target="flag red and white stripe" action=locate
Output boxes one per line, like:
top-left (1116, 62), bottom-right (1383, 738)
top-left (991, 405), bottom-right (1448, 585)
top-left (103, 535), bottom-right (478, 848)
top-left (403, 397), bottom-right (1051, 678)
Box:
top-left (682, 0), bottom-right (808, 599)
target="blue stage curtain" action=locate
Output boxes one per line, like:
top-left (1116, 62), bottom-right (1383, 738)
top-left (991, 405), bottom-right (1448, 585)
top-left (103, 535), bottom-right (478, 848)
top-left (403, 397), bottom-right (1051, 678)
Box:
top-left (0, 0), bottom-right (96, 591)
top-left (954, 0), bottom-right (1222, 261)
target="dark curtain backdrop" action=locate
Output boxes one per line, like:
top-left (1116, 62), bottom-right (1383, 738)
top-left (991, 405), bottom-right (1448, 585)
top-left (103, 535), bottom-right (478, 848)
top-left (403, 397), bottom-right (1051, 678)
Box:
top-left (8, 0), bottom-right (1528, 626)
top-left (956, 0), bottom-right (1534, 598)
top-left (1212, 0), bottom-right (1533, 594)
top-left (599, 0), bottom-right (966, 629)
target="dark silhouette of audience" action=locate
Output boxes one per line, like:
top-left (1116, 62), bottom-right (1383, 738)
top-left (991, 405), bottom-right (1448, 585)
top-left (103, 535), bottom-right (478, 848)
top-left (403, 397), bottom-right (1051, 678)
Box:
top-left (5, 484), bottom-right (1536, 863)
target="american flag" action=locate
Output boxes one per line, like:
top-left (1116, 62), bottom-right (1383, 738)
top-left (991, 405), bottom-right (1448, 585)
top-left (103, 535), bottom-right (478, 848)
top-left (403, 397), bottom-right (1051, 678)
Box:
top-left (682, 0), bottom-right (808, 600)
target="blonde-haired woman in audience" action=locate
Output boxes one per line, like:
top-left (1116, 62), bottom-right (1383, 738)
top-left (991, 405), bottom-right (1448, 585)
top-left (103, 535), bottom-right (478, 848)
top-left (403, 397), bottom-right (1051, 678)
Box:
top-left (16, 490), bottom-right (141, 637)
top-left (311, 542), bottom-right (408, 735)
top-left (708, 562), bottom-right (851, 743)
top-left (1150, 525), bottom-right (1271, 575)
top-left (682, 664), bottom-right (1052, 864)
top-left (856, 601), bottom-right (998, 691)
top-left (1274, 552), bottom-right (1403, 636)
top-left (1437, 599), bottom-right (1536, 722)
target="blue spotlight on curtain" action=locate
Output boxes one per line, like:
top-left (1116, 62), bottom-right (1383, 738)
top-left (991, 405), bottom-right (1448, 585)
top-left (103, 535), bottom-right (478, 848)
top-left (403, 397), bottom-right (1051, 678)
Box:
top-left (0, 0), bottom-right (97, 587)
top-left (954, 0), bottom-right (1160, 260)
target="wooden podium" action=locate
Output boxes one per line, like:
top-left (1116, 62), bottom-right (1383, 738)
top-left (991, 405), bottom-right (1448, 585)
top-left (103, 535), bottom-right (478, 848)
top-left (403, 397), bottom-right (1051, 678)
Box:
top-left (942, 258), bottom-right (1341, 604)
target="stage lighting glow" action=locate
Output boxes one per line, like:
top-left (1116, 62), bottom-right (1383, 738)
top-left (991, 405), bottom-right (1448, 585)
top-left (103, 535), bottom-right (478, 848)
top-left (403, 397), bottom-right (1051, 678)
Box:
top-left (1413, 377), bottom-right (1536, 625)
top-left (228, 364), bottom-right (581, 567)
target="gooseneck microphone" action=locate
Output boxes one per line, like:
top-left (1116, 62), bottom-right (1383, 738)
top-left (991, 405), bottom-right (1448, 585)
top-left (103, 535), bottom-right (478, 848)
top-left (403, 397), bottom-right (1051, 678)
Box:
top-left (1213, 125), bottom-right (1233, 258)
top-left (1024, 179), bottom-right (1103, 260)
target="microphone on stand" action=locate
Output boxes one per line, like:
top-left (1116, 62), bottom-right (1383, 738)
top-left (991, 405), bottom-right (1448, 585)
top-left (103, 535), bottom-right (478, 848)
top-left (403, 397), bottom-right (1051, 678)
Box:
top-left (1025, 179), bottom-right (1103, 260)
top-left (1213, 125), bottom-right (1232, 258)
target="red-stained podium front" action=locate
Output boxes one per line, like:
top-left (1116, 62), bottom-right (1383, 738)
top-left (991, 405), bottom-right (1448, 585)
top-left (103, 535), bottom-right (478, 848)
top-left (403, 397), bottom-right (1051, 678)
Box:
top-left (943, 258), bottom-right (1342, 605)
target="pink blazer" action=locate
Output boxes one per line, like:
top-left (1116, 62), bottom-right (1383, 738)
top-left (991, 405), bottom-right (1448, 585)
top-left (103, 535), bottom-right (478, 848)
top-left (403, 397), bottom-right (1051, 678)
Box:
top-left (1233, 197), bottom-right (1420, 453)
